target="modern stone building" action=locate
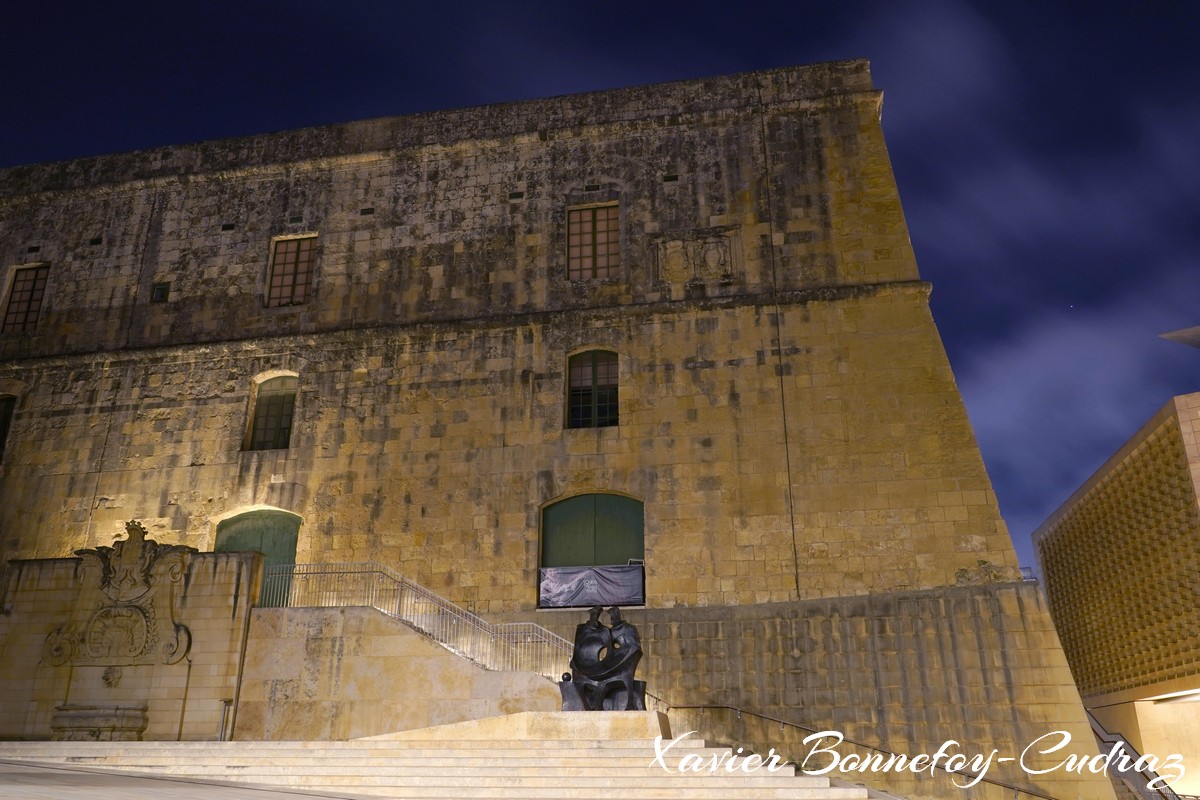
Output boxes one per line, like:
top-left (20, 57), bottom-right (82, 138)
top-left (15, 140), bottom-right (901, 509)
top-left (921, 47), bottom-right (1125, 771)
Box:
top-left (0, 61), bottom-right (1120, 798)
top-left (1035, 392), bottom-right (1200, 795)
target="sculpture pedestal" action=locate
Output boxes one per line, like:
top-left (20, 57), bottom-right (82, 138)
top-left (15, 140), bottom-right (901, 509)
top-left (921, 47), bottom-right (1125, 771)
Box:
top-left (559, 676), bottom-right (647, 711)
top-left (50, 704), bottom-right (148, 741)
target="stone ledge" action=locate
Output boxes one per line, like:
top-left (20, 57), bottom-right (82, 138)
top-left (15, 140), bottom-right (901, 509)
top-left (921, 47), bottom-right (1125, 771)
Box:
top-left (361, 710), bottom-right (670, 742)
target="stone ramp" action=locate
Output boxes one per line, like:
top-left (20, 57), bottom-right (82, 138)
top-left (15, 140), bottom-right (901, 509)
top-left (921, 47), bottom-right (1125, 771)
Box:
top-left (0, 711), bottom-right (872, 799)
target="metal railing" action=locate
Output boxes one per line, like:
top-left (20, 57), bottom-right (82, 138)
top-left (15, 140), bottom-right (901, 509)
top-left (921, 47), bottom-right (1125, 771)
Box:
top-left (1088, 710), bottom-right (1183, 800)
top-left (261, 562), bottom-right (572, 679)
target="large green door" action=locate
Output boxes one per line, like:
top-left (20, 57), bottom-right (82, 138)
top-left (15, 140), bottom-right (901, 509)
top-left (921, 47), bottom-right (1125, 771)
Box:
top-left (542, 494), bottom-right (643, 568)
top-left (214, 510), bottom-right (300, 605)
top-left (594, 494), bottom-right (644, 566)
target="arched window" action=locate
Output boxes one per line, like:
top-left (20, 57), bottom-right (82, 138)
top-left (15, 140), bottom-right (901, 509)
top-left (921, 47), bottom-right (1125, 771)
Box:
top-left (244, 376), bottom-right (298, 451)
top-left (214, 509), bottom-right (301, 606)
top-left (540, 493), bottom-right (644, 608)
top-left (567, 350), bottom-right (618, 429)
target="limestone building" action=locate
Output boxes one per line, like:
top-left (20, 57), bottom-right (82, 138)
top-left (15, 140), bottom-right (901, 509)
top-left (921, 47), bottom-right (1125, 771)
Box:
top-left (0, 61), bottom-right (1120, 799)
top-left (1034, 392), bottom-right (1200, 795)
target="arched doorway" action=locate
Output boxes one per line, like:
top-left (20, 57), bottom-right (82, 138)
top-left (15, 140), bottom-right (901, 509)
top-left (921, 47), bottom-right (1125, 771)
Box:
top-left (539, 493), bottom-right (644, 608)
top-left (214, 509), bottom-right (300, 605)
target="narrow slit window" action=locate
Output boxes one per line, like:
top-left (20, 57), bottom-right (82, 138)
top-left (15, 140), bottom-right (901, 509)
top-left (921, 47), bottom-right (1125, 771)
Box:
top-left (0, 395), bottom-right (15, 458)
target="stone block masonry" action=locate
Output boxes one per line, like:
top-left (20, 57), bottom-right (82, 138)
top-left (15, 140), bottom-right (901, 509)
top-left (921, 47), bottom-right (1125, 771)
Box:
top-left (514, 581), bottom-right (1116, 800)
top-left (0, 542), bottom-right (259, 740)
top-left (0, 59), bottom-right (1116, 797)
top-left (0, 284), bottom-right (1014, 611)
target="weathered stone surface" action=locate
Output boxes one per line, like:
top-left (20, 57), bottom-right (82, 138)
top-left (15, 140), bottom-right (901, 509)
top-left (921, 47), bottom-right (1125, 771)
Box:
top-left (237, 606), bottom-right (560, 740)
top-left (0, 541), bottom-right (259, 740)
top-left (0, 60), bottom-right (1112, 798)
top-left (513, 581), bottom-right (1117, 800)
top-left (42, 521), bottom-right (194, 668)
top-left (0, 60), bottom-right (1014, 613)
top-left (49, 703), bottom-right (147, 741)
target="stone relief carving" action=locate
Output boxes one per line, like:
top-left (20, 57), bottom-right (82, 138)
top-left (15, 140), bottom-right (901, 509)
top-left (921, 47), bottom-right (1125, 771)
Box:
top-left (43, 520), bottom-right (196, 667)
top-left (653, 225), bottom-right (743, 290)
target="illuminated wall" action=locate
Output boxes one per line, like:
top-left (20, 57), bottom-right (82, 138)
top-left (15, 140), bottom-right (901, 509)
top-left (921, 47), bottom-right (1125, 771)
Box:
top-left (0, 61), bottom-right (1120, 798)
top-left (0, 60), bottom-right (1018, 612)
top-left (1035, 393), bottom-right (1200, 794)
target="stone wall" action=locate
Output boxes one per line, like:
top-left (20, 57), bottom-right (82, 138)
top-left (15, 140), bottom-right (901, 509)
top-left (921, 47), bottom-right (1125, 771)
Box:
top-left (0, 60), bottom-right (905, 362)
top-left (0, 285), bottom-right (1014, 611)
top-left (0, 526), bottom-right (259, 740)
top-left (236, 606), bottom-right (559, 740)
top-left (519, 581), bottom-right (1116, 800)
top-left (0, 59), bottom-right (1004, 612)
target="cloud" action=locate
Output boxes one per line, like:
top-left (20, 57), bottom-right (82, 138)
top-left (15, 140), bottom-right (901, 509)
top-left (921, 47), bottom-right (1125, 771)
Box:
top-left (902, 93), bottom-right (1200, 384)
top-left (850, 0), bottom-right (1021, 136)
top-left (955, 264), bottom-right (1200, 566)
top-left (910, 100), bottom-right (1200, 268)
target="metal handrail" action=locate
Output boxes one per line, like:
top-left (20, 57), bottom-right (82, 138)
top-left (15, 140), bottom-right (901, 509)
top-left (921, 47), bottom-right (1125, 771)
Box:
top-left (668, 703), bottom-right (1058, 800)
top-left (261, 562), bottom-right (572, 678)
top-left (1088, 710), bottom-right (1183, 800)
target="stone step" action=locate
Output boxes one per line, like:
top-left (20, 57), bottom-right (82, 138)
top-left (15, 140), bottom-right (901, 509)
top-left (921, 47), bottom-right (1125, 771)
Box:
top-left (0, 742), bottom-right (721, 753)
top-left (209, 785), bottom-right (866, 800)
top-left (31, 756), bottom-right (799, 775)
top-left (0, 760), bottom-right (869, 800)
top-left (24, 769), bottom-right (865, 800)
top-left (33, 764), bottom-right (822, 787)
top-left (0, 750), bottom-right (756, 767)
top-left (0, 709), bottom-right (872, 800)
top-left (0, 739), bottom-right (706, 753)
top-left (0, 762), bottom-right (867, 800)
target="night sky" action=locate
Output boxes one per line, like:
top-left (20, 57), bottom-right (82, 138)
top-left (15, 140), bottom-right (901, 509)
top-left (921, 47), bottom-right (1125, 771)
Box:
top-left (3, 1), bottom-right (1197, 570)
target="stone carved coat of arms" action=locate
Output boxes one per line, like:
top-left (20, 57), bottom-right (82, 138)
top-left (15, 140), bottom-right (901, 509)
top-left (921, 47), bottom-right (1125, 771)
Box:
top-left (43, 521), bottom-right (196, 666)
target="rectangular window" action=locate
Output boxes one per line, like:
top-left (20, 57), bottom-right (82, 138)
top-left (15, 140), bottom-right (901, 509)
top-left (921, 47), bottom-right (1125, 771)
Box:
top-left (568, 351), bottom-right (619, 428)
top-left (2, 265), bottom-right (49, 333)
top-left (265, 237), bottom-right (316, 308)
top-left (567, 205), bottom-right (620, 280)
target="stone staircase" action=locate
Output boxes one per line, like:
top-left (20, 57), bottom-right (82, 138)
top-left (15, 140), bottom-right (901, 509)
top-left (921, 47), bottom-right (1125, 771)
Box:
top-left (0, 711), bottom-right (875, 799)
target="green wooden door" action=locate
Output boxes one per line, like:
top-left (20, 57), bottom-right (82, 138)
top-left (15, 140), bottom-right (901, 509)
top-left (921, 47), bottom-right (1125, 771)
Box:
top-left (214, 510), bottom-right (300, 605)
top-left (542, 494), bottom-right (643, 567)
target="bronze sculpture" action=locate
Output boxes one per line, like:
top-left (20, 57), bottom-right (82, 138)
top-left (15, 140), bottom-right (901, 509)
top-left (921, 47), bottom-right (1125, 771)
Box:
top-left (559, 606), bottom-right (646, 711)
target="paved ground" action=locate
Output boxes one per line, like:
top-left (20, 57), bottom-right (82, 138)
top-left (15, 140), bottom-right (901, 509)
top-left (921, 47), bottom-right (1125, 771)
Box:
top-left (0, 760), bottom-right (371, 800)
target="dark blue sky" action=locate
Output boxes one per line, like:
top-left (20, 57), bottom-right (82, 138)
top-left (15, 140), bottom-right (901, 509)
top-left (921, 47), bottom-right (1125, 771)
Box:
top-left (3, 1), bottom-right (1198, 569)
